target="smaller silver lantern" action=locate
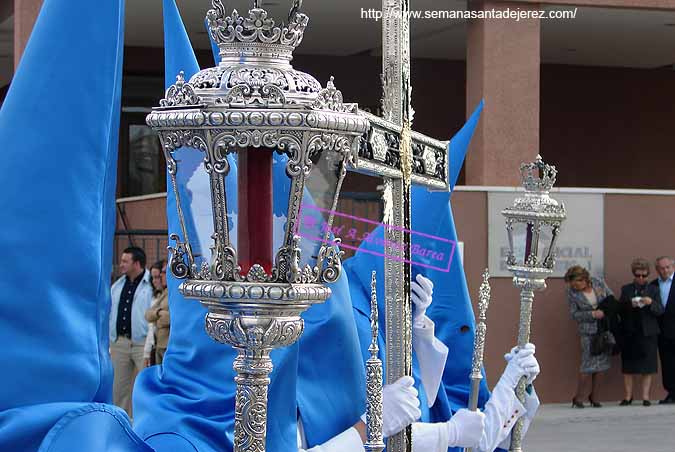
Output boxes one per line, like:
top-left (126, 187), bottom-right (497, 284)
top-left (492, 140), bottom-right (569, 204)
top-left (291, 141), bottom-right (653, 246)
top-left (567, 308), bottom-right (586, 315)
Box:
top-left (503, 155), bottom-right (566, 289)
top-left (501, 155), bottom-right (566, 452)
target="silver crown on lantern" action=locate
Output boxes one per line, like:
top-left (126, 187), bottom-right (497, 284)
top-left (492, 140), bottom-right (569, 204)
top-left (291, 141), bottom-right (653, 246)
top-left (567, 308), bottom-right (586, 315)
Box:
top-left (519, 154), bottom-right (558, 193)
top-left (178, 0), bottom-right (334, 109)
top-left (207, 0), bottom-right (307, 62)
top-left (508, 155), bottom-right (563, 215)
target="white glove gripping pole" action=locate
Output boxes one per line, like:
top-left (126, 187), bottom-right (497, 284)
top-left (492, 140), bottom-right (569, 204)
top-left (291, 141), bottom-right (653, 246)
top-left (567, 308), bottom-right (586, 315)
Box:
top-left (381, 376), bottom-right (422, 438)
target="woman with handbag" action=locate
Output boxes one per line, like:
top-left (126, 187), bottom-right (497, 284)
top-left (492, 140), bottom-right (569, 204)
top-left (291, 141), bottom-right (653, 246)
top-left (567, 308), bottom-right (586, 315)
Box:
top-left (565, 265), bottom-right (614, 408)
top-left (618, 258), bottom-right (664, 407)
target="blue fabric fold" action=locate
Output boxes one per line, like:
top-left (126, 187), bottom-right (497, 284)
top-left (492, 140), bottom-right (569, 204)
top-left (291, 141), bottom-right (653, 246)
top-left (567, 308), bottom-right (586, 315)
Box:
top-left (0, 0), bottom-right (127, 449)
top-left (427, 102), bottom-right (491, 418)
top-left (39, 404), bottom-right (153, 452)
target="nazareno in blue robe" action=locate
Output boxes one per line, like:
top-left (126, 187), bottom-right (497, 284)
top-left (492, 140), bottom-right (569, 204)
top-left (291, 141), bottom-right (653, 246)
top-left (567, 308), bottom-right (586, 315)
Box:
top-left (344, 103), bottom-right (501, 452)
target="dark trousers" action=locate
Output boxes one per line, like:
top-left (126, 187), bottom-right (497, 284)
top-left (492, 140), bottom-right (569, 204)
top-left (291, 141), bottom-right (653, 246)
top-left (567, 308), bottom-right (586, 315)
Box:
top-left (659, 335), bottom-right (675, 395)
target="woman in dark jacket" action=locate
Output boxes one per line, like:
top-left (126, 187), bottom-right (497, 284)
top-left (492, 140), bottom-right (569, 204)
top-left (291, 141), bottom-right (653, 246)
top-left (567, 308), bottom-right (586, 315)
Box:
top-left (565, 265), bottom-right (614, 408)
top-left (618, 258), bottom-right (664, 406)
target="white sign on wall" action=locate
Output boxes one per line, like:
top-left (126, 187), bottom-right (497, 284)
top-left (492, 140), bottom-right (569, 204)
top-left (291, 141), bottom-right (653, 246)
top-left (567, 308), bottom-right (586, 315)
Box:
top-left (488, 192), bottom-right (604, 278)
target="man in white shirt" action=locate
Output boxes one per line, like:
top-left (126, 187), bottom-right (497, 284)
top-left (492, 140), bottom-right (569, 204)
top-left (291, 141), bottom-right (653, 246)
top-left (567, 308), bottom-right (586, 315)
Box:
top-left (109, 247), bottom-right (153, 417)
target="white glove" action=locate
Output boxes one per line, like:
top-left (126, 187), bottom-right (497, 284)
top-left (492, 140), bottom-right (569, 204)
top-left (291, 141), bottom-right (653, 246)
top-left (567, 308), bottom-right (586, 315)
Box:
top-left (382, 376), bottom-right (422, 437)
top-left (505, 343), bottom-right (540, 384)
top-left (500, 343), bottom-right (540, 388)
top-left (446, 409), bottom-right (485, 449)
top-left (411, 274), bottom-right (433, 327)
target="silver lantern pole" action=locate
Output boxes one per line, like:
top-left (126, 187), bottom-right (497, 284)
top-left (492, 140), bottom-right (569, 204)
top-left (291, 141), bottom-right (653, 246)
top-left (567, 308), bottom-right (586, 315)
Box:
top-left (147, 1), bottom-right (370, 450)
top-left (502, 155), bottom-right (566, 452)
top-left (365, 271), bottom-right (385, 452)
top-left (466, 269), bottom-right (492, 452)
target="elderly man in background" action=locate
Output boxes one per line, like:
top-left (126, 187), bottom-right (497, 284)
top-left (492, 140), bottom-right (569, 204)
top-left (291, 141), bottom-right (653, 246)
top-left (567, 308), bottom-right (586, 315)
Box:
top-left (109, 246), bottom-right (153, 417)
top-left (652, 256), bottom-right (675, 404)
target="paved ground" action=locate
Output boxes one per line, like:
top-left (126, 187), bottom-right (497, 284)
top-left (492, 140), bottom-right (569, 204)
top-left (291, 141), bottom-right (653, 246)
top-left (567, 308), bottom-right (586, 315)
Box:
top-left (523, 402), bottom-right (675, 452)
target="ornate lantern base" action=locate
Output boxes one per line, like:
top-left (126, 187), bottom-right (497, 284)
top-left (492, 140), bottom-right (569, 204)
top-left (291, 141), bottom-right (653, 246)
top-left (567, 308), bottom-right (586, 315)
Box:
top-left (180, 280), bottom-right (331, 452)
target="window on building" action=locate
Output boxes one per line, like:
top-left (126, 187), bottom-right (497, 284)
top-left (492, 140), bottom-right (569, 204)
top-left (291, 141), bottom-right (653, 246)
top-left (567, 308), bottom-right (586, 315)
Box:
top-left (118, 112), bottom-right (166, 197)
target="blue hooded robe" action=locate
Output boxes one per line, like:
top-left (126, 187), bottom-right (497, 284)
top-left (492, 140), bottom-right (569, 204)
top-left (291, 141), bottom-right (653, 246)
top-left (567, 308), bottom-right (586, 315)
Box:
top-left (0, 0), bottom-right (152, 450)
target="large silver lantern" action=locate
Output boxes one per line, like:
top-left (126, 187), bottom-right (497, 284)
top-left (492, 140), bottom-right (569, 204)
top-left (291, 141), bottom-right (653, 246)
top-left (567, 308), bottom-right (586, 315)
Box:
top-left (146, 1), bottom-right (369, 450)
top-left (501, 155), bottom-right (566, 452)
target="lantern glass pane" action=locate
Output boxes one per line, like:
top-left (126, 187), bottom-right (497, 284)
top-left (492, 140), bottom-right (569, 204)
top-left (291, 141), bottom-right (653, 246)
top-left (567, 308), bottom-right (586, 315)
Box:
top-left (174, 146), bottom-right (216, 267)
top-left (272, 152), bottom-right (293, 258)
top-left (536, 224), bottom-right (554, 266)
top-left (508, 221), bottom-right (529, 265)
top-left (221, 154), bottom-right (238, 254)
top-left (331, 173), bottom-right (383, 260)
top-left (297, 149), bottom-right (345, 268)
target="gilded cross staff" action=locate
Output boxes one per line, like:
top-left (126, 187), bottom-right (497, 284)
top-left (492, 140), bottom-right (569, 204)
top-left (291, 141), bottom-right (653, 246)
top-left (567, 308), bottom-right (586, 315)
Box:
top-left (378, 1), bottom-right (448, 450)
top-left (466, 269), bottom-right (492, 452)
top-left (347, 1), bottom-right (450, 450)
top-left (381, 2), bottom-right (414, 449)
top-left (365, 271), bottom-right (385, 452)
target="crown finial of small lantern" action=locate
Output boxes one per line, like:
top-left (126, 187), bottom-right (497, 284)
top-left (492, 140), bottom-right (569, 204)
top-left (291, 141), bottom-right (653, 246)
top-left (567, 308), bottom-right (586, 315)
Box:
top-left (519, 154), bottom-right (557, 193)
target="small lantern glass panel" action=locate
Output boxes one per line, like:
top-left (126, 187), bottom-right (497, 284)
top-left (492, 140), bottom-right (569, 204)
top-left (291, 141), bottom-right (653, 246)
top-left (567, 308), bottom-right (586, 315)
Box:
top-left (504, 220), bottom-right (559, 269)
top-left (504, 220), bottom-right (528, 266)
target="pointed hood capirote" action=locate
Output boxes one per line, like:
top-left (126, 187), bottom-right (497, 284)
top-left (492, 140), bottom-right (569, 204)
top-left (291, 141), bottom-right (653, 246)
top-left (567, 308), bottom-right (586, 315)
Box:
top-left (0, 0), bottom-right (127, 449)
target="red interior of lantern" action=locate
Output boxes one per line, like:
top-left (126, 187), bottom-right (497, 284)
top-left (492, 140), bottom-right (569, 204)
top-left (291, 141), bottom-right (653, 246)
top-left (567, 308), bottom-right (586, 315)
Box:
top-left (238, 147), bottom-right (273, 275)
top-left (524, 223), bottom-right (533, 264)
